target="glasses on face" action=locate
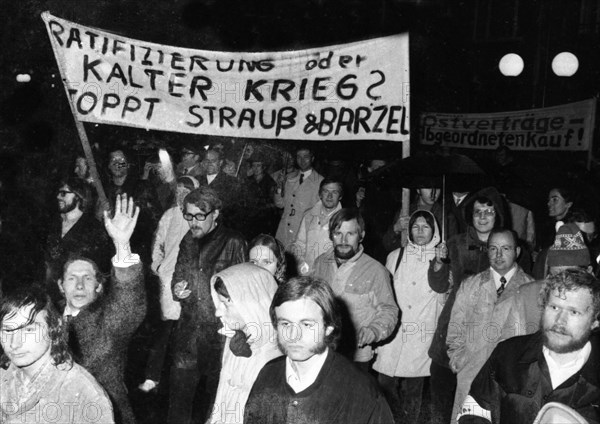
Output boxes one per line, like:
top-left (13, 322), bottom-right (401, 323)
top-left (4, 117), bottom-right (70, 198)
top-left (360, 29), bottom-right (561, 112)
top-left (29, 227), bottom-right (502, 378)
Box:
top-left (183, 210), bottom-right (213, 222)
top-left (57, 190), bottom-right (73, 197)
top-left (181, 151), bottom-right (195, 157)
top-left (473, 209), bottom-right (496, 219)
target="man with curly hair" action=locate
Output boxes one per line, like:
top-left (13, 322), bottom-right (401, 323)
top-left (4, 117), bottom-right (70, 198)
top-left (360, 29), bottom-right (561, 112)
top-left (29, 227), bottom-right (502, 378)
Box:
top-left (458, 268), bottom-right (600, 424)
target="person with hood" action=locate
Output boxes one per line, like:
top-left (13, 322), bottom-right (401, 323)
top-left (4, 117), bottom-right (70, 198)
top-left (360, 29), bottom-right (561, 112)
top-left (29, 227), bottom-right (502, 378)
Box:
top-left (426, 186), bottom-right (508, 424)
top-left (209, 263), bottom-right (281, 424)
top-left (373, 209), bottom-right (446, 424)
top-left (383, 184), bottom-right (458, 255)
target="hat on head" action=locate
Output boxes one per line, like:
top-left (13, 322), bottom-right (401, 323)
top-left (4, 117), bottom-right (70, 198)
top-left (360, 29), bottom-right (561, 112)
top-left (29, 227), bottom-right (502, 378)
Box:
top-left (547, 222), bottom-right (590, 268)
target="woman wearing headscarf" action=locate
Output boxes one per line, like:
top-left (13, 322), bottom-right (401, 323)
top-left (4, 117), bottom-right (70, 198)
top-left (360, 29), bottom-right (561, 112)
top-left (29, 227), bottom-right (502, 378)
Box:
top-left (208, 263), bottom-right (281, 424)
top-left (374, 209), bottom-right (444, 424)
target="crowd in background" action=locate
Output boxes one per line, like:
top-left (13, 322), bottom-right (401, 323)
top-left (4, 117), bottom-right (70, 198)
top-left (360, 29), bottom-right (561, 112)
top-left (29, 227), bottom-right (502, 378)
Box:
top-left (0, 139), bottom-right (599, 424)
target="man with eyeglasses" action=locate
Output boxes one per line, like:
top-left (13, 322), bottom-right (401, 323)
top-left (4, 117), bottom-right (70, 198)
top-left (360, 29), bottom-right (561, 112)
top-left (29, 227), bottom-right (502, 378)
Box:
top-left (176, 145), bottom-right (204, 178)
top-left (45, 177), bottom-right (112, 304)
top-left (168, 186), bottom-right (247, 424)
top-left (447, 228), bottom-right (533, 424)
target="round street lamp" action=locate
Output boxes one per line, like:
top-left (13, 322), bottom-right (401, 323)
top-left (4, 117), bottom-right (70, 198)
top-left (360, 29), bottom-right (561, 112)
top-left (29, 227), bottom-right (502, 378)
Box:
top-left (499, 53), bottom-right (524, 76)
top-left (552, 52), bottom-right (579, 77)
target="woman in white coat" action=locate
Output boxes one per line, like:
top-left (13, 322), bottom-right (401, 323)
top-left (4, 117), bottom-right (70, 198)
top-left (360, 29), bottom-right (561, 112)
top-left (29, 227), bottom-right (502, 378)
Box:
top-left (373, 209), bottom-right (446, 424)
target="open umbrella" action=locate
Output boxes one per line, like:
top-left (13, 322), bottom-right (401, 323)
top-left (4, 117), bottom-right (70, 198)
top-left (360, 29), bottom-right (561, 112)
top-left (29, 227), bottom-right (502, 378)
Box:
top-left (386, 153), bottom-right (488, 241)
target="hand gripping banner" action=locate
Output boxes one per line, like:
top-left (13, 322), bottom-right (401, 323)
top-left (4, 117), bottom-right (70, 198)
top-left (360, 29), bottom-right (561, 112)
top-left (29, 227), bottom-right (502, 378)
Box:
top-left (42, 12), bottom-right (410, 142)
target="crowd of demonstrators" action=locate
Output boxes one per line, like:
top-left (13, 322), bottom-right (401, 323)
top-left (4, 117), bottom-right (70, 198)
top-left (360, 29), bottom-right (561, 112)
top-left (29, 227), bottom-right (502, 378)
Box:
top-left (3, 140), bottom-right (600, 424)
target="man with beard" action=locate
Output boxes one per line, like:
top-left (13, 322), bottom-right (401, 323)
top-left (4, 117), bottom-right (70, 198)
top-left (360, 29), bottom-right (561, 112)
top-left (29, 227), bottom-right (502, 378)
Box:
top-left (45, 177), bottom-right (112, 304)
top-left (447, 228), bottom-right (533, 424)
top-left (458, 269), bottom-right (600, 424)
top-left (312, 208), bottom-right (398, 369)
top-left (244, 276), bottom-right (393, 424)
top-left (169, 187), bottom-right (247, 424)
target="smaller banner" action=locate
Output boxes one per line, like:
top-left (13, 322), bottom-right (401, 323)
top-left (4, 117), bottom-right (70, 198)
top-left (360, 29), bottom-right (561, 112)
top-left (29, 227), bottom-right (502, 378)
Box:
top-left (420, 99), bottom-right (596, 151)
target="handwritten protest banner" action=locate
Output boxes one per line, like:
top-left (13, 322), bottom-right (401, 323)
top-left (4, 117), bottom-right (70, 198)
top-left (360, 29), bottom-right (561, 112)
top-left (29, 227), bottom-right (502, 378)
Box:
top-left (42, 12), bottom-right (409, 142)
top-left (420, 99), bottom-right (596, 151)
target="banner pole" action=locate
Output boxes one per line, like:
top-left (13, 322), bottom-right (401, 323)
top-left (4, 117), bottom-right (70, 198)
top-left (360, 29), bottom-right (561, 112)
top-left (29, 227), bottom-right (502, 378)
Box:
top-left (41, 11), bottom-right (107, 206)
top-left (400, 139), bottom-right (410, 247)
top-left (60, 89), bottom-right (108, 209)
top-left (236, 143), bottom-right (248, 178)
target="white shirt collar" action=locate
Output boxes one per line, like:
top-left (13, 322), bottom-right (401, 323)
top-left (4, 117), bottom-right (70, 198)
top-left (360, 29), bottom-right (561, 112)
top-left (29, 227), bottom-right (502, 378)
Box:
top-left (453, 193), bottom-right (467, 205)
top-left (490, 265), bottom-right (517, 290)
top-left (285, 348), bottom-right (328, 393)
top-left (207, 173), bottom-right (217, 184)
top-left (63, 304), bottom-right (81, 317)
top-left (300, 169), bottom-right (313, 179)
top-left (543, 341), bottom-right (591, 389)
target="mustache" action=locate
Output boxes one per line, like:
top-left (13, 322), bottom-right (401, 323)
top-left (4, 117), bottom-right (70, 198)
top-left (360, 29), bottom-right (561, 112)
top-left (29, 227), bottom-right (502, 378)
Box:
top-left (547, 325), bottom-right (569, 335)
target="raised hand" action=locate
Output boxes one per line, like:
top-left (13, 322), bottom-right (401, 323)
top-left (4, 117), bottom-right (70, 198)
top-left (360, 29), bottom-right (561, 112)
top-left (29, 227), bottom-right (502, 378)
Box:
top-left (435, 242), bottom-right (448, 263)
top-left (104, 194), bottom-right (140, 246)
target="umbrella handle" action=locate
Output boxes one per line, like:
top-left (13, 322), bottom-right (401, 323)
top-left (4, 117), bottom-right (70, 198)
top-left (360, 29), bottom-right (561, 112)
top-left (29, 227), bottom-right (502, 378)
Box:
top-left (442, 175), bottom-right (446, 242)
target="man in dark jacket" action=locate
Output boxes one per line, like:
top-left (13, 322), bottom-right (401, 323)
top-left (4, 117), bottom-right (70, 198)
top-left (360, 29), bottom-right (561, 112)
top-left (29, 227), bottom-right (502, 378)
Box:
top-left (170, 187), bottom-right (247, 424)
top-left (244, 276), bottom-right (393, 424)
top-left (58, 194), bottom-right (145, 424)
top-left (458, 269), bottom-right (600, 424)
top-left (45, 177), bottom-right (112, 304)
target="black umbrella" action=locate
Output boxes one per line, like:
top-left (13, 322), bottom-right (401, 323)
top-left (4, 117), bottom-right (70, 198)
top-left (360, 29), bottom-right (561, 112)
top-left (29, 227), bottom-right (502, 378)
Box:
top-left (387, 153), bottom-right (488, 241)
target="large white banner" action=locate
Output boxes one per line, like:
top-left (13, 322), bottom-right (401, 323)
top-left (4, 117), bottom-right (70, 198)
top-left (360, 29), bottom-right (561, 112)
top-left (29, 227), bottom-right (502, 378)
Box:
top-left (42, 12), bottom-right (409, 142)
top-left (420, 99), bottom-right (596, 151)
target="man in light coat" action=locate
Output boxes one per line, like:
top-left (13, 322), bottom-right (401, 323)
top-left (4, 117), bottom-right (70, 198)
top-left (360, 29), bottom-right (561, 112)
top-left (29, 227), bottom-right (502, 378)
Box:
top-left (447, 228), bottom-right (533, 424)
top-left (275, 146), bottom-right (323, 249)
top-left (313, 208), bottom-right (398, 370)
top-left (290, 178), bottom-right (343, 275)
